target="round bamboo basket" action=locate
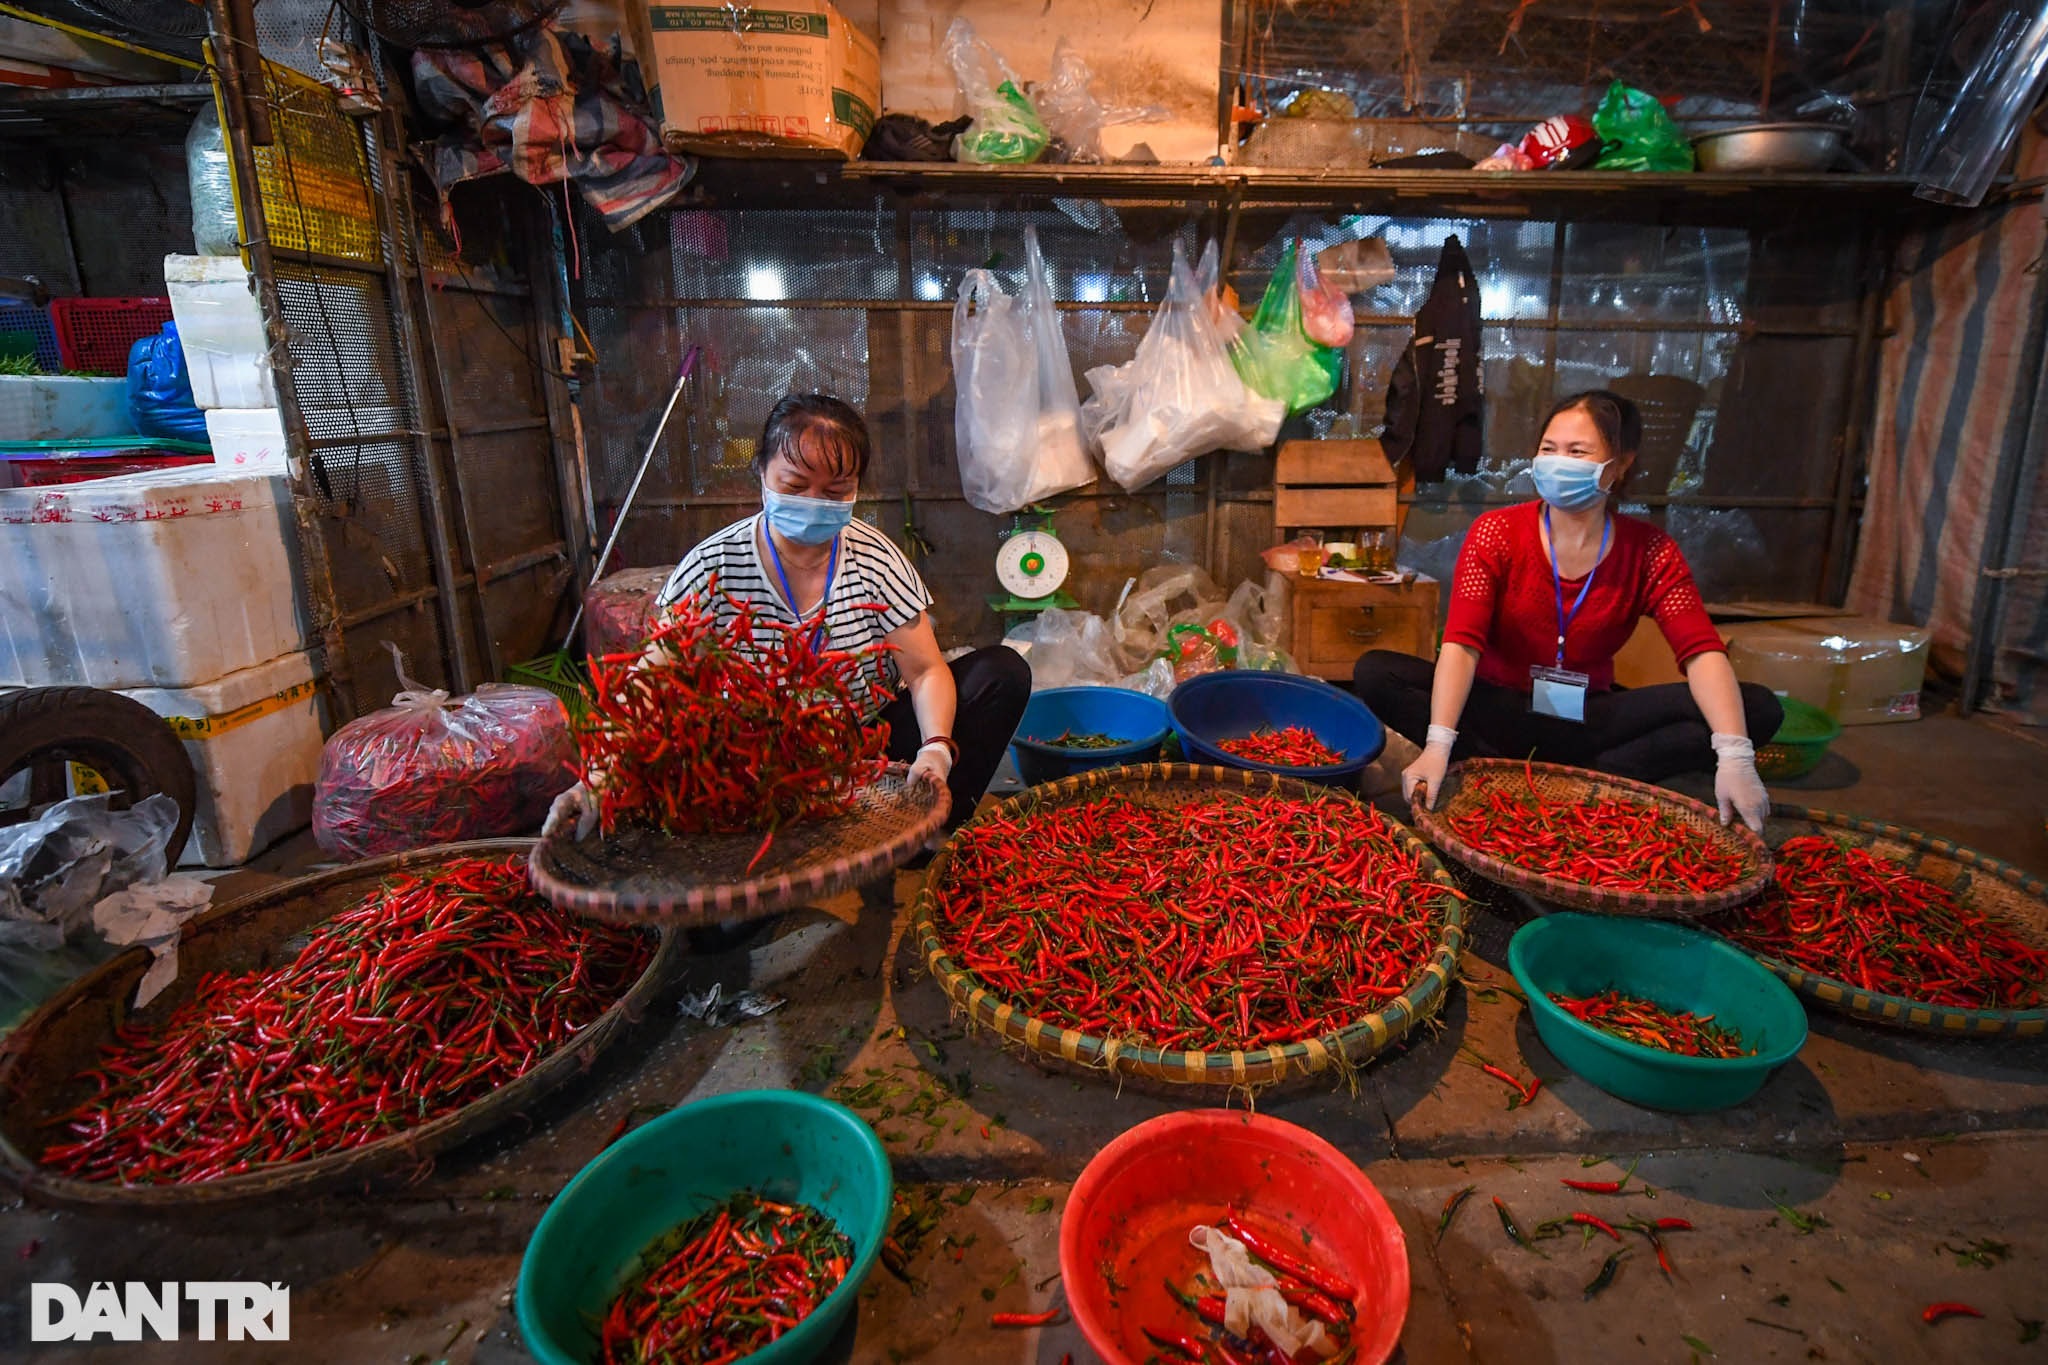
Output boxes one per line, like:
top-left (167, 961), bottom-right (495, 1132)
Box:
top-left (0, 839), bottom-right (681, 1209)
top-left (1410, 759), bottom-right (1772, 919)
top-left (912, 763), bottom-right (1466, 1090)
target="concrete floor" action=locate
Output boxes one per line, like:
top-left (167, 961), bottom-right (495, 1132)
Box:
top-left (5, 714), bottom-right (2047, 1363)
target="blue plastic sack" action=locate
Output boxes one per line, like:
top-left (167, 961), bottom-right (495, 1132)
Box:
top-left (126, 321), bottom-right (208, 443)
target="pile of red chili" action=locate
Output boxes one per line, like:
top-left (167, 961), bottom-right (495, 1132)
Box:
top-left (928, 791), bottom-right (1458, 1051)
top-left (575, 585), bottom-right (889, 839)
top-left (1444, 771), bottom-right (1748, 895)
top-left (599, 1192), bottom-right (851, 1364)
top-left (1722, 835), bottom-right (2048, 1009)
top-left (40, 855), bottom-right (652, 1184)
top-left (1217, 726), bottom-right (1348, 768)
top-left (1551, 989), bottom-right (1755, 1058)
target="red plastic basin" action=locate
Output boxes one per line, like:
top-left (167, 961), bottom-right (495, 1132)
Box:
top-left (1059, 1110), bottom-right (1409, 1365)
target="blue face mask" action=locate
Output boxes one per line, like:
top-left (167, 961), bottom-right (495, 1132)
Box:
top-left (762, 485), bottom-right (853, 545)
top-left (1530, 454), bottom-right (1611, 513)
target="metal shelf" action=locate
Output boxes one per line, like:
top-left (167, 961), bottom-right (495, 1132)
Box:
top-left (0, 81), bottom-right (213, 138)
top-left (677, 158), bottom-right (1948, 226)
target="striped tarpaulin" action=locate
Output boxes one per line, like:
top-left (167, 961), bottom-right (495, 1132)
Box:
top-left (1848, 132), bottom-right (2048, 720)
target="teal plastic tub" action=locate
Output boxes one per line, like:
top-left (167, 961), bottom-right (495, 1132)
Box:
top-left (1509, 914), bottom-right (1809, 1113)
top-left (517, 1090), bottom-right (891, 1364)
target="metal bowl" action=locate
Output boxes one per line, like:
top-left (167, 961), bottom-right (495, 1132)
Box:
top-left (1691, 122), bottom-right (1844, 173)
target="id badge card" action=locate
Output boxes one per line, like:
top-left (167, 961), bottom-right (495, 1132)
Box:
top-left (1530, 665), bottom-right (1590, 722)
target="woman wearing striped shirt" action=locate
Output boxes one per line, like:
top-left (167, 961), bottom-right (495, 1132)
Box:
top-left (652, 394), bottom-right (1028, 831)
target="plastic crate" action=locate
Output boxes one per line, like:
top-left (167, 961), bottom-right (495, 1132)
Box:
top-left (50, 297), bottom-right (174, 375)
top-left (0, 301), bottom-right (60, 372)
top-left (1, 437), bottom-right (213, 488)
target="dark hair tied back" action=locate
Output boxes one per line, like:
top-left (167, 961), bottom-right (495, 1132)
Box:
top-left (756, 394), bottom-right (871, 482)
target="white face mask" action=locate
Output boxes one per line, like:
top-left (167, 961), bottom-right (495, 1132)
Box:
top-left (1530, 454), bottom-right (1609, 512)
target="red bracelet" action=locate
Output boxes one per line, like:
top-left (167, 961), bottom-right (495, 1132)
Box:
top-left (919, 735), bottom-right (959, 763)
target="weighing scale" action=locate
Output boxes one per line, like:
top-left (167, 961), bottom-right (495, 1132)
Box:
top-left (988, 508), bottom-right (1079, 616)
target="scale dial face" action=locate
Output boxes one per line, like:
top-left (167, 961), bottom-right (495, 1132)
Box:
top-left (994, 529), bottom-right (1071, 599)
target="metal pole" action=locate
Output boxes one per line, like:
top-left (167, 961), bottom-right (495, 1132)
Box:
top-left (562, 344), bottom-right (699, 649)
top-left (203, 0), bottom-right (359, 718)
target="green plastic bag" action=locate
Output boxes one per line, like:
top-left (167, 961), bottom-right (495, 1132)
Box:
top-left (1591, 81), bottom-right (1694, 172)
top-left (1229, 241), bottom-right (1342, 414)
top-left (942, 19), bottom-right (1049, 165)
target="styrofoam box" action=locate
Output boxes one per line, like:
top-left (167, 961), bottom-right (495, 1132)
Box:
top-left (165, 254), bottom-right (275, 410)
top-left (205, 406), bottom-right (289, 472)
top-left (121, 649), bottom-right (324, 867)
top-left (0, 373), bottom-right (131, 440)
top-left (0, 465), bottom-right (305, 689)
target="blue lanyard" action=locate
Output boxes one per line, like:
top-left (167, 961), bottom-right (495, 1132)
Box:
top-left (763, 520), bottom-right (839, 653)
top-left (1544, 506), bottom-right (1610, 668)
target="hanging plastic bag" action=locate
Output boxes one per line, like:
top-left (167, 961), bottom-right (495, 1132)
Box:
top-left (185, 104), bottom-right (239, 256)
top-left (1034, 37), bottom-right (1167, 163)
top-left (1297, 245), bottom-right (1355, 348)
top-left (1590, 82), bottom-right (1694, 172)
top-left (1314, 236), bottom-right (1396, 293)
top-left (1019, 224), bottom-right (1097, 499)
top-left (126, 322), bottom-right (208, 443)
top-left (1082, 240), bottom-right (1283, 492)
top-left (943, 18), bottom-right (1049, 165)
top-left (312, 645), bottom-right (577, 860)
top-left (952, 271), bottom-right (1039, 513)
top-left (1230, 241), bottom-right (1343, 414)
top-left (1019, 607), bottom-right (1123, 689)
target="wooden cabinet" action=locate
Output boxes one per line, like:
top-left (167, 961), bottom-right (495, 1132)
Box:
top-left (1290, 576), bottom-right (1440, 680)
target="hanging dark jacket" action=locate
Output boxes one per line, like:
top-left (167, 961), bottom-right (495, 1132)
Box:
top-left (1384, 235), bottom-right (1483, 483)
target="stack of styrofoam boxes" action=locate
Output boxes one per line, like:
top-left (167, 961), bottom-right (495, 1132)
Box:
top-left (0, 465), bottom-right (321, 866)
top-left (164, 254), bottom-right (289, 474)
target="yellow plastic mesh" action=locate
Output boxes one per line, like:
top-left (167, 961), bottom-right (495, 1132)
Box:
top-left (223, 58), bottom-right (381, 266)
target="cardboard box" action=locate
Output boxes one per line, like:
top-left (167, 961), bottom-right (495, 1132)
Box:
top-left (631, 0), bottom-right (879, 159)
top-left (1724, 616), bottom-right (1930, 725)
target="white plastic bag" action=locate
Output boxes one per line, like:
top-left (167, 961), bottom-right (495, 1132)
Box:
top-left (953, 272), bottom-right (1038, 514)
top-left (952, 229), bottom-right (1097, 515)
top-left (1020, 607), bottom-right (1124, 689)
top-left (1188, 1225), bottom-right (1337, 1359)
top-left (1035, 37), bottom-right (1167, 163)
top-left (1020, 225), bottom-right (1096, 500)
top-left (1082, 240), bottom-right (1283, 491)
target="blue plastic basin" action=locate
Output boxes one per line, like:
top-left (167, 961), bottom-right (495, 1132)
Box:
top-left (1167, 671), bottom-right (1386, 787)
top-left (1009, 686), bottom-right (1172, 785)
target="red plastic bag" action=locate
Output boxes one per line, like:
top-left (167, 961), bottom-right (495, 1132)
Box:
top-left (312, 647), bottom-right (575, 859)
top-left (584, 566), bottom-right (671, 659)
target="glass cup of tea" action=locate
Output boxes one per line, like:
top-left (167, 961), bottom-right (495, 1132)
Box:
top-left (1296, 530), bottom-right (1327, 578)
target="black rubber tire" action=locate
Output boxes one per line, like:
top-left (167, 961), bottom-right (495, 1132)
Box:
top-left (0, 686), bottom-right (198, 868)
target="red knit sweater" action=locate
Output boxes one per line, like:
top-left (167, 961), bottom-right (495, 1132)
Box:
top-left (1443, 503), bottom-right (1723, 693)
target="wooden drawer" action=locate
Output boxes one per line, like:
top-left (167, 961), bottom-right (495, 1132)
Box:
top-left (1291, 581), bottom-right (1439, 680)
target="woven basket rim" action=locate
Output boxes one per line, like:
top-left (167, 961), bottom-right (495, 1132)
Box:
top-left (912, 762), bottom-right (1467, 1086)
top-left (1724, 804), bottom-right (2048, 1034)
top-left (1410, 758), bottom-right (1774, 919)
top-left (531, 762), bottom-right (949, 926)
top-left (0, 839), bottom-right (682, 1209)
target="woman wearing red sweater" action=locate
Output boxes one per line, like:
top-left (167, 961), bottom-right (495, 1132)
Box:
top-left (1353, 389), bottom-right (1780, 832)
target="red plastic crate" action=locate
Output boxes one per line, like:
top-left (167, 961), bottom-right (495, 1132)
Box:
top-left (11, 455), bottom-right (212, 487)
top-left (50, 297), bottom-right (174, 375)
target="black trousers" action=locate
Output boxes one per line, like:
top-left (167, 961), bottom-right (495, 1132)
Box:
top-left (880, 645), bottom-right (1031, 829)
top-left (1351, 649), bottom-right (1784, 783)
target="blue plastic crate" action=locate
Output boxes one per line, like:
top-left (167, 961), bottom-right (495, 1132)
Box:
top-left (0, 301), bottom-right (61, 372)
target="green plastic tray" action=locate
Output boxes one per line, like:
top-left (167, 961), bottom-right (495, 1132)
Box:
top-left (1757, 696), bottom-right (1841, 781)
top-left (517, 1090), bottom-right (891, 1365)
top-left (1510, 913), bottom-right (1809, 1112)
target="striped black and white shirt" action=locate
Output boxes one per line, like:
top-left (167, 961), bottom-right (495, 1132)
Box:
top-left (654, 514), bottom-right (933, 717)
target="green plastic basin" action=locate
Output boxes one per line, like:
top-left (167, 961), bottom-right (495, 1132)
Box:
top-left (1509, 914), bottom-right (1809, 1112)
top-left (517, 1090), bottom-right (891, 1364)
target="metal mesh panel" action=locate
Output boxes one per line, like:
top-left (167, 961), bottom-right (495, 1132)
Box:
top-left (248, 61), bottom-right (380, 264)
top-left (253, 0), bottom-right (339, 78)
top-left (272, 262), bottom-right (410, 442)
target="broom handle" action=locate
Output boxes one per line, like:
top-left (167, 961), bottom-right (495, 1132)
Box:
top-left (562, 344), bottom-right (699, 651)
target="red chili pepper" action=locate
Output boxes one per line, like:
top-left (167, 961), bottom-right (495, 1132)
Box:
top-left (1221, 1215), bottom-right (1357, 1301)
top-left (40, 856), bottom-right (653, 1184)
top-left (1561, 1179), bottom-right (1626, 1194)
top-left (1571, 1212), bottom-right (1622, 1241)
top-left (1728, 837), bottom-right (2048, 1009)
top-left (990, 1309), bottom-right (1065, 1327)
top-left (1551, 988), bottom-right (1754, 1058)
top-left (1654, 1217), bottom-right (1693, 1231)
top-left (1923, 1302), bottom-right (1984, 1325)
top-left (1218, 725), bottom-right (1347, 768)
top-left (1143, 1325), bottom-right (1209, 1359)
top-left (1445, 777), bottom-right (1749, 894)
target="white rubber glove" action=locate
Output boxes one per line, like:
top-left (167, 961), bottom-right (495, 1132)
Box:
top-left (543, 782), bottom-right (598, 841)
top-left (908, 741), bottom-right (954, 790)
top-left (1401, 725), bottom-right (1459, 811)
top-left (1711, 733), bottom-right (1769, 833)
